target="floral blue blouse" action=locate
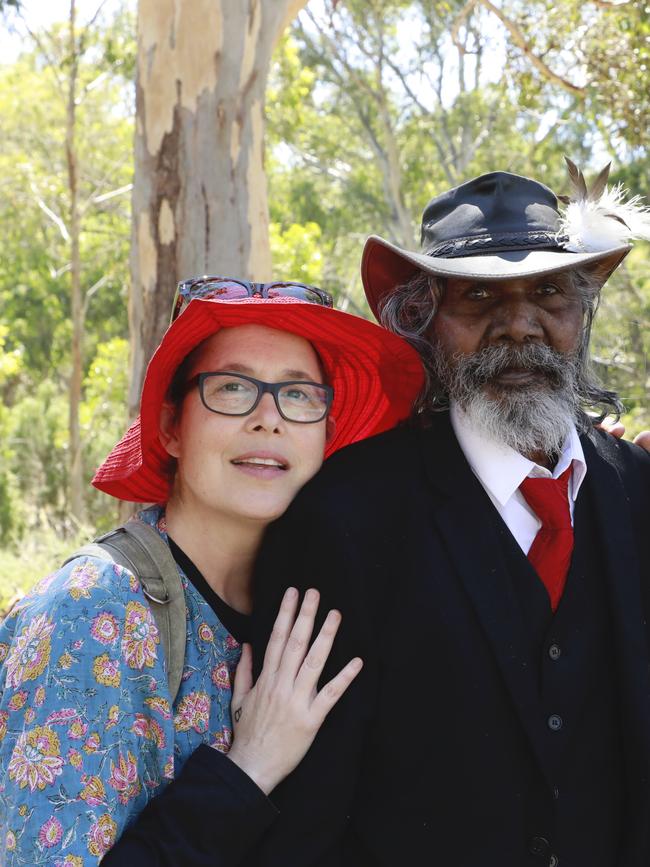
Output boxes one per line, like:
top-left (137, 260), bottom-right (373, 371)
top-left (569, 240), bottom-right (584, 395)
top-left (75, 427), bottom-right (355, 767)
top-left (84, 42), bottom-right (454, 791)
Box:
top-left (0, 507), bottom-right (242, 865)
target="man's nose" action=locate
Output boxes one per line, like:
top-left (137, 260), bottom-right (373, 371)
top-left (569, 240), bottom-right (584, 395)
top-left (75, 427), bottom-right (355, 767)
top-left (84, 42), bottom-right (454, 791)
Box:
top-left (488, 297), bottom-right (545, 344)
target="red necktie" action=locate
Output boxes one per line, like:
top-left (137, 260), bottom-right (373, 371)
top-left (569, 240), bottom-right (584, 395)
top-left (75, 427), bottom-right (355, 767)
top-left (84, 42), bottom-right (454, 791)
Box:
top-left (519, 467), bottom-right (574, 612)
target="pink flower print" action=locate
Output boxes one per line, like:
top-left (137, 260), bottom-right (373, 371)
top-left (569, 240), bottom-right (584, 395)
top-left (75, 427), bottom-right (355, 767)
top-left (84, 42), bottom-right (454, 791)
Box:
top-left (86, 814), bottom-right (117, 857)
top-left (131, 713), bottom-right (166, 749)
top-left (7, 725), bottom-right (64, 791)
top-left (34, 685), bottom-right (46, 706)
top-left (5, 612), bottom-right (55, 688)
top-left (211, 727), bottom-right (233, 754)
top-left (8, 690), bottom-right (28, 711)
top-left (32, 572), bottom-right (58, 595)
top-left (79, 774), bottom-right (106, 806)
top-left (55, 857), bottom-right (84, 867)
top-left (0, 642), bottom-right (9, 662)
top-left (82, 732), bottom-right (101, 754)
top-left (45, 708), bottom-right (79, 726)
top-left (121, 601), bottom-right (159, 669)
top-left (106, 704), bottom-right (120, 729)
top-left (144, 696), bottom-right (171, 719)
top-left (198, 623), bottom-right (214, 643)
top-left (67, 748), bottom-right (83, 770)
top-left (38, 816), bottom-right (63, 848)
top-left (211, 662), bottom-right (231, 690)
top-left (5, 830), bottom-right (16, 851)
top-left (0, 711), bottom-right (8, 742)
top-left (90, 611), bottom-right (119, 646)
top-left (24, 707), bottom-right (35, 724)
top-left (128, 573), bottom-right (140, 593)
top-left (67, 719), bottom-right (88, 740)
top-left (163, 755), bottom-right (174, 779)
top-left (174, 691), bottom-right (211, 734)
top-left (225, 634), bottom-right (240, 649)
top-left (107, 750), bottom-right (141, 805)
top-left (92, 654), bottom-right (121, 687)
top-left (65, 560), bottom-right (100, 600)
top-left (57, 651), bottom-right (74, 669)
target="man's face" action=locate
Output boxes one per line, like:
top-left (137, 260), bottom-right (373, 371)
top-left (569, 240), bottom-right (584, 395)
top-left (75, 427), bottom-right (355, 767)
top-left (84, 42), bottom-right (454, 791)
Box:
top-left (428, 271), bottom-right (588, 459)
top-left (429, 272), bottom-right (584, 382)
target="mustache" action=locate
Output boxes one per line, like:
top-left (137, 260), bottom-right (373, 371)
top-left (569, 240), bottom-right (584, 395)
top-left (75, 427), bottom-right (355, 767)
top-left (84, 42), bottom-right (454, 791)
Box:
top-left (451, 343), bottom-right (574, 389)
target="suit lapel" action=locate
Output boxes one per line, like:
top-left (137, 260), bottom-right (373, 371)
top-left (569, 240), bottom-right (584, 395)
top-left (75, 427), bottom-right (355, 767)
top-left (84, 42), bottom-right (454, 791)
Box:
top-left (416, 416), bottom-right (557, 788)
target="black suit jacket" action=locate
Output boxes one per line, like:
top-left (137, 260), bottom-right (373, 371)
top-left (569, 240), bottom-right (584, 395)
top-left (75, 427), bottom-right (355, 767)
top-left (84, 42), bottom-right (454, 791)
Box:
top-left (248, 415), bottom-right (650, 867)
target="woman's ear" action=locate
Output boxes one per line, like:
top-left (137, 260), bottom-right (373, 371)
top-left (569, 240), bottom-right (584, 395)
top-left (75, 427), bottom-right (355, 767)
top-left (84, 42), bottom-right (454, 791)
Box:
top-left (325, 416), bottom-right (336, 444)
top-left (159, 401), bottom-right (181, 458)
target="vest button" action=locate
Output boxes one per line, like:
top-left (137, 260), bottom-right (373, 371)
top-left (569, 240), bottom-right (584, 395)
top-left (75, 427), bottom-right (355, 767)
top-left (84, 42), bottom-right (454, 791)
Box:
top-left (548, 643), bottom-right (561, 661)
top-left (547, 714), bottom-right (563, 731)
top-left (529, 836), bottom-right (550, 857)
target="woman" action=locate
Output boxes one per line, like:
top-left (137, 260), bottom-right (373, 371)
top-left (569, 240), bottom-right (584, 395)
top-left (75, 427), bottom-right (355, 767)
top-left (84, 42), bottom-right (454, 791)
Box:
top-left (0, 277), bottom-right (423, 865)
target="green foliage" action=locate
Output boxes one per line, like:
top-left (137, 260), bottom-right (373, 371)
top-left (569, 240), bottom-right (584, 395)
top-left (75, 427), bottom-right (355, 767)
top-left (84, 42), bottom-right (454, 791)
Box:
top-left (270, 222), bottom-right (324, 285)
top-left (0, 6), bottom-right (132, 547)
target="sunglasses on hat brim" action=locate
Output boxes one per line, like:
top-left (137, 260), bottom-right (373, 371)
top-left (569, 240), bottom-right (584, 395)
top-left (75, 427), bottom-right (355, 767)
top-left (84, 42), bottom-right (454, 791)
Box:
top-left (171, 276), bottom-right (334, 324)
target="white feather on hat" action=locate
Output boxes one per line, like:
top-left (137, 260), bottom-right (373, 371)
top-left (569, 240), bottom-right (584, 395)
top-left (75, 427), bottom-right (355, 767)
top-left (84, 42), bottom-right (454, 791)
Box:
top-left (558, 157), bottom-right (650, 254)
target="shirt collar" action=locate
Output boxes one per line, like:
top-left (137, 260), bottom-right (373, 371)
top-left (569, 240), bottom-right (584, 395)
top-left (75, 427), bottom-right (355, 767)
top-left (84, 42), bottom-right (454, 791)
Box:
top-left (450, 402), bottom-right (587, 508)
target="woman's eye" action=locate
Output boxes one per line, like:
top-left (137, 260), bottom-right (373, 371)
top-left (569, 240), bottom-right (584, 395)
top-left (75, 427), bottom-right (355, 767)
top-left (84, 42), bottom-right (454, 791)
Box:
top-left (285, 387), bottom-right (309, 401)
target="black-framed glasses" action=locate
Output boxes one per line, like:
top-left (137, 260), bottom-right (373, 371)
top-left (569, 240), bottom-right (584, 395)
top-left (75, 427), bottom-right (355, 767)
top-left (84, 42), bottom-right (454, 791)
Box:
top-left (171, 276), bottom-right (333, 323)
top-left (186, 371), bottom-right (333, 424)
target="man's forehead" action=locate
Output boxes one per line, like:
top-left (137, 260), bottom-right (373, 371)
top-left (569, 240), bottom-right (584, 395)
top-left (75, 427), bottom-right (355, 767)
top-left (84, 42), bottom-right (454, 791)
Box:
top-left (442, 270), bottom-right (578, 291)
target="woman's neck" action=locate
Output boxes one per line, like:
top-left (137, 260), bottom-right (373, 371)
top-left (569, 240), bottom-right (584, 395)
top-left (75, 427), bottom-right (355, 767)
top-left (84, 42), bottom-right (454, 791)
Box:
top-left (163, 497), bottom-right (265, 615)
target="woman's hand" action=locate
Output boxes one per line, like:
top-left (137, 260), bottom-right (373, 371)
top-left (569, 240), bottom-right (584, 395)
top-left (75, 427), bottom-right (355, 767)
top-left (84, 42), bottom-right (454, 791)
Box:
top-left (598, 419), bottom-right (650, 450)
top-left (225, 587), bottom-right (362, 795)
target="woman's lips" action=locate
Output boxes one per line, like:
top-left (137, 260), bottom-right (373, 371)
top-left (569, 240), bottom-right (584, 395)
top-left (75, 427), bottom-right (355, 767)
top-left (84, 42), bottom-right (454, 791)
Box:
top-left (230, 452), bottom-right (289, 479)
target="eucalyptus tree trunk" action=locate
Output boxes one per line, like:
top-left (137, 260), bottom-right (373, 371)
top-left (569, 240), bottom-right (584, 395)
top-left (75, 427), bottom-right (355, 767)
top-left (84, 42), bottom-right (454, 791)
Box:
top-left (128, 0), bottom-right (308, 420)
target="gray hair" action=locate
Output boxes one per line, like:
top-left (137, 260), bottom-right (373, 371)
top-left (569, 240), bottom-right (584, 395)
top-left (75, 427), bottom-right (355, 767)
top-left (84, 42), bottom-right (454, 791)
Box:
top-left (378, 267), bottom-right (624, 424)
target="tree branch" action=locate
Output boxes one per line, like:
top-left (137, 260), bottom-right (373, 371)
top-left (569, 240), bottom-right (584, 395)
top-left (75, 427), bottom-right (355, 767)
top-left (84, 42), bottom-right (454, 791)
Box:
top-left (478, 0), bottom-right (585, 95)
top-left (31, 184), bottom-right (71, 242)
top-left (450, 0), bottom-right (479, 52)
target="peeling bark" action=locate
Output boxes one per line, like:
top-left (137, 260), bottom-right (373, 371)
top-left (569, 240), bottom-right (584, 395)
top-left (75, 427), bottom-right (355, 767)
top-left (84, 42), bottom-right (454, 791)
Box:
top-left (128, 0), bottom-right (308, 420)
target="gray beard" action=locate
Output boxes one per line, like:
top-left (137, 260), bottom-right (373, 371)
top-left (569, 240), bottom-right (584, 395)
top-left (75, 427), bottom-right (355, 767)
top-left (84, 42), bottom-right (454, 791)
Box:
top-left (432, 342), bottom-right (583, 459)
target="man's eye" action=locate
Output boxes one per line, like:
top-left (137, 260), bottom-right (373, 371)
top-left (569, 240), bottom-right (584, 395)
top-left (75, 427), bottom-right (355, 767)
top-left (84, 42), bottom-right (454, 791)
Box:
top-left (467, 287), bottom-right (491, 300)
top-left (537, 283), bottom-right (560, 296)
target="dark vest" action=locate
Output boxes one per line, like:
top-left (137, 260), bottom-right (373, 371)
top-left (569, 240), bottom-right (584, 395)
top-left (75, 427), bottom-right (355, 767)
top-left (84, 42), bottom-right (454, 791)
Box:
top-left (501, 476), bottom-right (624, 866)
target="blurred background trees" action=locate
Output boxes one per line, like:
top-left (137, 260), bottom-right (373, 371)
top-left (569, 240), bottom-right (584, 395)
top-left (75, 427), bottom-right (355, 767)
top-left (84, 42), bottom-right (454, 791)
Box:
top-left (0, 0), bottom-right (647, 600)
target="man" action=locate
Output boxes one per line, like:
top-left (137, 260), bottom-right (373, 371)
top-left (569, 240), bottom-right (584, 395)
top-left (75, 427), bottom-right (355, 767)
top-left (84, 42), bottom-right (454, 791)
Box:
top-left (249, 168), bottom-right (650, 867)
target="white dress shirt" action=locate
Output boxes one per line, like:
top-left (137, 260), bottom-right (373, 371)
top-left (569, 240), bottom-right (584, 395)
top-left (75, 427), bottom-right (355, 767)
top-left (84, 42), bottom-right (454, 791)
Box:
top-left (450, 403), bottom-right (587, 555)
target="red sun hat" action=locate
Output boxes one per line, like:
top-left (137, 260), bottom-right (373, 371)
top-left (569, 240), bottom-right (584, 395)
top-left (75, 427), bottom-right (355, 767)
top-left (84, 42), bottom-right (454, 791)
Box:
top-left (92, 296), bottom-right (424, 503)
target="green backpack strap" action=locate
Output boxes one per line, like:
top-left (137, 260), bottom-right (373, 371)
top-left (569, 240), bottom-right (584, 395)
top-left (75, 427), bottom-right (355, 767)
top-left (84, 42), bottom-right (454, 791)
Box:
top-left (63, 520), bottom-right (186, 703)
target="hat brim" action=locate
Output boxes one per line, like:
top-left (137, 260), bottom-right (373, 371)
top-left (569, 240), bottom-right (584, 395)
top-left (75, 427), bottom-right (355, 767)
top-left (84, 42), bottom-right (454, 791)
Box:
top-left (361, 235), bottom-right (631, 319)
top-left (92, 297), bottom-right (424, 503)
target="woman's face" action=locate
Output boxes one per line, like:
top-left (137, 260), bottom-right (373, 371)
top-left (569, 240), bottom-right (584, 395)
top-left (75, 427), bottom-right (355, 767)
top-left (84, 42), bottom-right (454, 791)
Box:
top-left (161, 324), bottom-right (328, 526)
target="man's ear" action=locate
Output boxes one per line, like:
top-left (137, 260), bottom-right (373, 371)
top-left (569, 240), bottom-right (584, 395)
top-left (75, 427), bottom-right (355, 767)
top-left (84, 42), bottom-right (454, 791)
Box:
top-left (159, 401), bottom-right (181, 458)
top-left (326, 416), bottom-right (336, 444)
